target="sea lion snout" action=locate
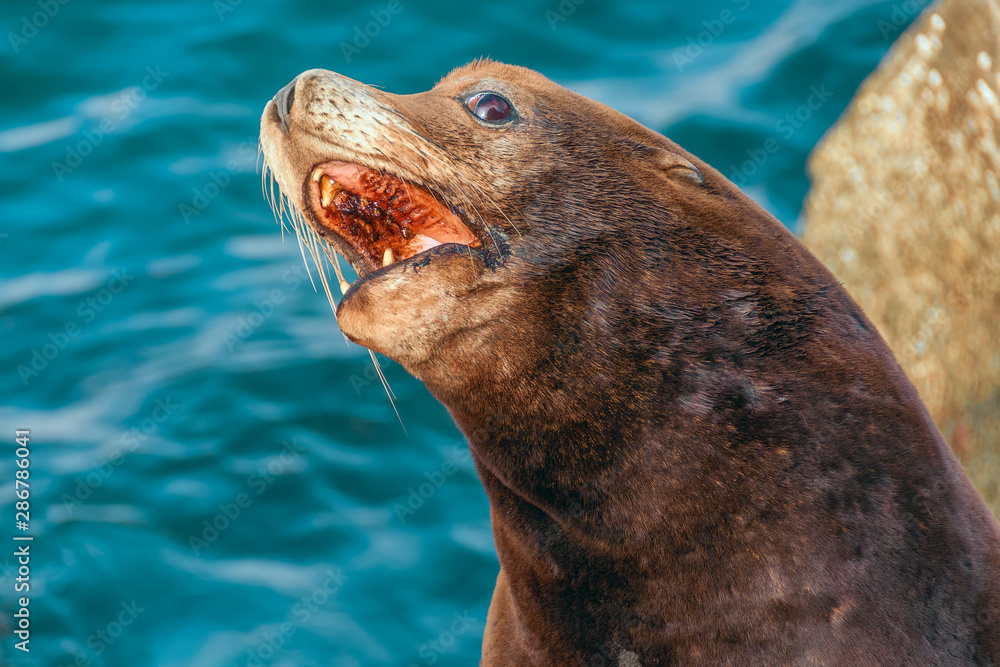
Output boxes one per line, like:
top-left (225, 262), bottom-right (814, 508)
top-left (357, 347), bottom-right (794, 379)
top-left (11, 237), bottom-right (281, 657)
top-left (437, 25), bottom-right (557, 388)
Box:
top-left (260, 66), bottom-right (527, 372)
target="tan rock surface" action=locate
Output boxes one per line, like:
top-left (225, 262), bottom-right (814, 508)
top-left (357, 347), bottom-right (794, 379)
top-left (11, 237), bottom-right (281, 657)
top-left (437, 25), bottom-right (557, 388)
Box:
top-left (803, 0), bottom-right (1000, 517)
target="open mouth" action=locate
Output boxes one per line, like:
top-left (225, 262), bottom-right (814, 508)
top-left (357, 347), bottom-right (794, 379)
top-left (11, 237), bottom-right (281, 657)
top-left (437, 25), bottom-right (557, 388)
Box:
top-left (303, 161), bottom-right (483, 277)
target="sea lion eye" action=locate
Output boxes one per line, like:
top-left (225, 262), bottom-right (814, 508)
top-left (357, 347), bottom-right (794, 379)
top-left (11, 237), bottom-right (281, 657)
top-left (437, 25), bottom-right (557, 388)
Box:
top-left (466, 92), bottom-right (514, 124)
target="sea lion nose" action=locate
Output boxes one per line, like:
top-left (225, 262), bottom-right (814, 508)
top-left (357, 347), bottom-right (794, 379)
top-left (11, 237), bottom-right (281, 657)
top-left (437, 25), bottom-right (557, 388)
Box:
top-left (274, 78), bottom-right (297, 130)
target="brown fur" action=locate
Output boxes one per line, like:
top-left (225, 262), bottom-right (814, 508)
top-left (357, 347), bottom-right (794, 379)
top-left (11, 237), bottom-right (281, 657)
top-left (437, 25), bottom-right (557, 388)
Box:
top-left (260, 60), bottom-right (1000, 666)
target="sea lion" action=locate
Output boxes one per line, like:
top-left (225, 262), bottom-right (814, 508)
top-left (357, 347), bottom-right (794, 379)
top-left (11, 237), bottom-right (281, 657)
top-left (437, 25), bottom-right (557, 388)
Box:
top-left (258, 60), bottom-right (1000, 666)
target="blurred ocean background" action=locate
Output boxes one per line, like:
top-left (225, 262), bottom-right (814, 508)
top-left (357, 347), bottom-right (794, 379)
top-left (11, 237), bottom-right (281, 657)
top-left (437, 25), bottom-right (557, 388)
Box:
top-left (0, 0), bottom-right (933, 665)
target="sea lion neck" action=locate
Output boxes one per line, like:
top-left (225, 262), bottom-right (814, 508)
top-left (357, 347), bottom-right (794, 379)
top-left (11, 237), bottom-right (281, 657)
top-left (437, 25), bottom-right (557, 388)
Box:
top-left (412, 205), bottom-right (805, 538)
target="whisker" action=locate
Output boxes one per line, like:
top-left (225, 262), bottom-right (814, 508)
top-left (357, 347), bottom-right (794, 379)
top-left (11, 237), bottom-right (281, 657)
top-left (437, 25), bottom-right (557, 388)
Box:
top-left (317, 240), bottom-right (348, 289)
top-left (290, 208), bottom-right (320, 293)
top-left (308, 229), bottom-right (338, 315)
top-left (369, 349), bottom-right (407, 435)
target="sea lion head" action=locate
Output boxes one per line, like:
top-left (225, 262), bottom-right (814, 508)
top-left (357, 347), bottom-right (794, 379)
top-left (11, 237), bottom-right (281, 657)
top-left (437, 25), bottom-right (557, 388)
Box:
top-left (259, 60), bottom-right (737, 397)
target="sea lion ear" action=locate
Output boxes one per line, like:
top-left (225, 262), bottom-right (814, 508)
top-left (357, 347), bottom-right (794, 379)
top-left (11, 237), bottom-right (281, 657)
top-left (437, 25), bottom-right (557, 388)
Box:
top-left (655, 149), bottom-right (705, 186)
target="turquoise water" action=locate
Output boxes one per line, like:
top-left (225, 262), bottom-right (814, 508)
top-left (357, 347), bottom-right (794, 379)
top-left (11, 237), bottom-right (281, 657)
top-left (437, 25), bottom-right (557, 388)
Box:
top-left (0, 1), bottom-right (929, 665)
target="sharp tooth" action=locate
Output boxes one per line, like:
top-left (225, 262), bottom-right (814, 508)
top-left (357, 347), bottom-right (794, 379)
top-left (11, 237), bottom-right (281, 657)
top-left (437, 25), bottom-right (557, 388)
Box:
top-left (320, 175), bottom-right (340, 208)
top-left (339, 278), bottom-right (351, 295)
top-left (382, 247), bottom-right (394, 267)
top-left (311, 169), bottom-right (323, 182)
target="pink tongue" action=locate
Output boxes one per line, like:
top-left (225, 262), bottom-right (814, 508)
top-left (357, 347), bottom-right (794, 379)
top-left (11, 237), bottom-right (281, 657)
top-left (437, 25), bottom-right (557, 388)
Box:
top-left (420, 219), bottom-right (471, 245)
top-left (410, 234), bottom-right (443, 253)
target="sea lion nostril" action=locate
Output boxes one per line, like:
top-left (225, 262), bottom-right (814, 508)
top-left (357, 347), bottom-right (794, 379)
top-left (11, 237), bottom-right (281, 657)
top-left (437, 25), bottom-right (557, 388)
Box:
top-left (274, 79), bottom-right (297, 130)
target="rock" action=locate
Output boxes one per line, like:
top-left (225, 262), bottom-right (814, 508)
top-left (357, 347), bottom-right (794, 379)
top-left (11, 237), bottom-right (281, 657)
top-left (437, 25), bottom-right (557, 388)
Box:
top-left (803, 0), bottom-right (1000, 517)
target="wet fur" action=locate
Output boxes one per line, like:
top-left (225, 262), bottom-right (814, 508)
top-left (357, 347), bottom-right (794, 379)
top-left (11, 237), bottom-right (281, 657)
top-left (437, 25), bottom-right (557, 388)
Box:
top-left (260, 60), bottom-right (1000, 666)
